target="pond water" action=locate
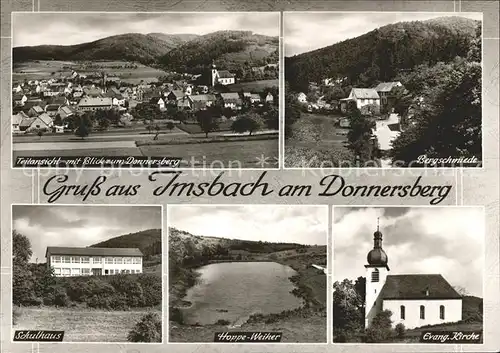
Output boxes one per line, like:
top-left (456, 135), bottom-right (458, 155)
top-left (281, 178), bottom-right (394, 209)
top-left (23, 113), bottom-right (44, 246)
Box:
top-left (180, 262), bottom-right (303, 326)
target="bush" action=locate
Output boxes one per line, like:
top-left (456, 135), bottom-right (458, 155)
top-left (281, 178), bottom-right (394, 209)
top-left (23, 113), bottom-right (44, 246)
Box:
top-left (127, 313), bottom-right (162, 343)
top-left (215, 319), bottom-right (230, 325)
top-left (364, 310), bottom-right (393, 343)
top-left (13, 307), bottom-right (21, 326)
top-left (54, 288), bottom-right (70, 307)
top-left (395, 323), bottom-right (406, 338)
top-left (169, 307), bottom-right (184, 324)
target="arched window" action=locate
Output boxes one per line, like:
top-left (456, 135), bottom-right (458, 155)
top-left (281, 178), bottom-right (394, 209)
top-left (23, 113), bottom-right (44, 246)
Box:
top-left (371, 268), bottom-right (380, 282)
top-left (440, 305), bottom-right (445, 320)
top-left (400, 305), bottom-right (405, 320)
top-left (420, 305), bottom-right (425, 319)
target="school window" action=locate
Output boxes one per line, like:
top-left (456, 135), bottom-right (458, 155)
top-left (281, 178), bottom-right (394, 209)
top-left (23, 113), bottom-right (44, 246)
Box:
top-left (420, 305), bottom-right (425, 319)
top-left (105, 269), bottom-right (109, 275)
top-left (124, 257), bottom-right (132, 264)
top-left (82, 268), bottom-right (90, 275)
top-left (54, 268), bottom-right (61, 275)
top-left (110, 269), bottom-right (114, 275)
top-left (63, 256), bottom-right (71, 263)
top-left (105, 257), bottom-right (113, 264)
top-left (400, 305), bottom-right (405, 320)
top-left (114, 257), bottom-right (123, 264)
top-left (93, 257), bottom-right (101, 264)
top-left (440, 305), bottom-right (445, 320)
top-left (62, 268), bottom-right (70, 276)
top-left (80, 257), bottom-right (89, 263)
top-left (52, 256), bottom-right (61, 263)
top-left (371, 269), bottom-right (379, 282)
top-left (71, 268), bottom-right (80, 276)
top-left (71, 256), bottom-right (80, 263)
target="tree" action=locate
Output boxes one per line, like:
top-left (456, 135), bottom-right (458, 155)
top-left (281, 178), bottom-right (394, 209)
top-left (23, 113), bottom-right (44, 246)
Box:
top-left (74, 114), bottom-right (92, 140)
top-left (37, 130), bottom-right (44, 140)
top-left (196, 109), bottom-right (219, 138)
top-left (166, 122), bottom-right (175, 132)
top-left (13, 230), bottom-right (35, 305)
top-left (53, 114), bottom-right (63, 127)
top-left (153, 125), bottom-right (161, 140)
top-left (332, 278), bottom-right (365, 342)
top-left (347, 103), bottom-right (377, 164)
top-left (231, 115), bottom-right (260, 136)
top-left (264, 105), bottom-right (279, 130)
top-left (365, 310), bottom-right (393, 343)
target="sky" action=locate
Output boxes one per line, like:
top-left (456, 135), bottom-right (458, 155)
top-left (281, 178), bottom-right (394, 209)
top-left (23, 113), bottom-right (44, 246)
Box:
top-left (333, 207), bottom-right (484, 297)
top-left (169, 205), bottom-right (327, 245)
top-left (12, 205), bottom-right (162, 263)
top-left (285, 12), bottom-right (483, 56)
top-left (12, 12), bottom-right (280, 47)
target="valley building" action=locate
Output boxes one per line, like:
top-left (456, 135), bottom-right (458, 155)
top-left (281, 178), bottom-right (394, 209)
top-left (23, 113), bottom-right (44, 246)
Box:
top-left (211, 64), bottom-right (235, 86)
top-left (46, 246), bottom-right (143, 277)
top-left (365, 226), bottom-right (462, 329)
top-left (340, 88), bottom-right (380, 114)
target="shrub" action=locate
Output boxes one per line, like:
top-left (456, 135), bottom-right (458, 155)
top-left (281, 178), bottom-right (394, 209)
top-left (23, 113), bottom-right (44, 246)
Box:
top-left (215, 319), bottom-right (230, 325)
top-left (395, 323), bottom-right (406, 338)
top-left (13, 307), bottom-right (21, 326)
top-left (364, 310), bottom-right (393, 343)
top-left (54, 288), bottom-right (70, 307)
top-left (86, 295), bottom-right (111, 309)
top-left (127, 313), bottom-right (162, 343)
top-left (169, 307), bottom-right (184, 324)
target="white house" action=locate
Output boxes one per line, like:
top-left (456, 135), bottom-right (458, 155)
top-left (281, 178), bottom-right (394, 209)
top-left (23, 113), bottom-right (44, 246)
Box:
top-left (211, 64), bottom-right (236, 86)
top-left (78, 97), bottom-right (113, 111)
top-left (46, 246), bottom-right (143, 277)
top-left (297, 92), bottom-right (307, 103)
top-left (345, 88), bottom-right (380, 111)
top-left (365, 226), bottom-right (462, 329)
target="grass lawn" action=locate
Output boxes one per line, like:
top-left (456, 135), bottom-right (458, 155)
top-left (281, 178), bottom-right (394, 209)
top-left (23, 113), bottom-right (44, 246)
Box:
top-left (139, 139), bottom-right (278, 168)
top-left (177, 121), bottom-right (233, 134)
top-left (14, 307), bottom-right (162, 342)
top-left (227, 79), bottom-right (279, 92)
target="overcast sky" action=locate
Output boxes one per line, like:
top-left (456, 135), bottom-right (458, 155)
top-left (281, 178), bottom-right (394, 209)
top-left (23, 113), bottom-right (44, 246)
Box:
top-left (333, 207), bottom-right (484, 297)
top-left (169, 205), bottom-right (327, 245)
top-left (12, 205), bottom-right (162, 263)
top-left (285, 12), bottom-right (483, 56)
top-left (13, 12), bottom-right (280, 47)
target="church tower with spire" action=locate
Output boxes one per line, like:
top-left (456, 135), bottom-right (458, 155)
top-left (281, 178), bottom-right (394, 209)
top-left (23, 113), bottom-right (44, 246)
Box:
top-left (364, 219), bottom-right (390, 328)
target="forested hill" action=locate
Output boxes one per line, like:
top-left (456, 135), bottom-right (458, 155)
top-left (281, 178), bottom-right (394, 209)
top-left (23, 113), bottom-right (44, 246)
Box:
top-left (159, 30), bottom-right (279, 74)
top-left (90, 228), bottom-right (161, 256)
top-left (12, 33), bottom-right (189, 65)
top-left (285, 16), bottom-right (480, 91)
top-left (169, 227), bottom-right (307, 255)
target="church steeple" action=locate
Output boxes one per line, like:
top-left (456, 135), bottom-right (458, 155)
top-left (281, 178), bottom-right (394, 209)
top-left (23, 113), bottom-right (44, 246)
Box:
top-left (366, 218), bottom-right (388, 267)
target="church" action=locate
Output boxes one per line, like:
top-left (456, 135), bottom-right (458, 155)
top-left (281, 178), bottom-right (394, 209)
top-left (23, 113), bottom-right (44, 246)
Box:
top-left (365, 224), bottom-right (462, 329)
top-left (211, 64), bottom-right (235, 86)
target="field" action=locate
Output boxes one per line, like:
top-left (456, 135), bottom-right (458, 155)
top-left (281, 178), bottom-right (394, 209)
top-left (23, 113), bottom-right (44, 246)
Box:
top-left (285, 112), bottom-right (352, 167)
top-left (227, 79), bottom-right (279, 92)
top-left (14, 307), bottom-right (162, 342)
top-left (13, 60), bottom-right (166, 84)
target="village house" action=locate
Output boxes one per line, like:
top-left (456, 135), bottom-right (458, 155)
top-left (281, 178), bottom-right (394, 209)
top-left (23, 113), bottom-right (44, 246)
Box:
top-left (156, 97), bottom-right (166, 110)
top-left (45, 104), bottom-right (61, 117)
top-left (78, 97), bottom-right (113, 111)
top-left (13, 84), bottom-right (23, 93)
top-left (26, 113), bottom-right (53, 132)
top-left (211, 64), bottom-right (236, 86)
top-left (13, 93), bottom-right (28, 106)
top-left (46, 247), bottom-right (143, 277)
top-left (265, 92), bottom-right (274, 103)
top-left (189, 94), bottom-right (217, 111)
top-left (22, 99), bottom-right (46, 112)
top-left (57, 105), bottom-right (75, 120)
top-left (28, 105), bottom-right (45, 117)
top-left (219, 92), bottom-right (242, 110)
top-left (250, 93), bottom-right (261, 104)
top-left (19, 117), bottom-right (36, 132)
top-left (166, 90), bottom-right (184, 103)
top-left (365, 225), bottom-right (462, 329)
top-left (374, 81), bottom-right (403, 113)
top-left (340, 88), bottom-right (380, 114)
top-left (297, 92), bottom-right (307, 103)
top-left (12, 111), bottom-right (29, 133)
top-left (105, 87), bottom-right (126, 106)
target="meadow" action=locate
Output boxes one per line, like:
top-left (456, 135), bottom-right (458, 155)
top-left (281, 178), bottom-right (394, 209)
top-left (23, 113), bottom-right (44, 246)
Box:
top-left (14, 307), bottom-right (162, 342)
top-left (13, 60), bottom-right (166, 84)
top-left (228, 79), bottom-right (279, 92)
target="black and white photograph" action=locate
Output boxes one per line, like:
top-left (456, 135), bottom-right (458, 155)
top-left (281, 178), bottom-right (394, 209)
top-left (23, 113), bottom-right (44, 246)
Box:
top-left (332, 206), bottom-right (484, 343)
top-left (284, 12), bottom-right (482, 168)
top-left (12, 12), bottom-right (280, 168)
top-left (168, 205), bottom-right (328, 343)
top-left (11, 204), bottom-right (163, 343)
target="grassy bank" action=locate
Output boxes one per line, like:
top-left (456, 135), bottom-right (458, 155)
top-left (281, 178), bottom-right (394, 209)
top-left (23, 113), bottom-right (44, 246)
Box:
top-left (136, 133), bottom-right (278, 146)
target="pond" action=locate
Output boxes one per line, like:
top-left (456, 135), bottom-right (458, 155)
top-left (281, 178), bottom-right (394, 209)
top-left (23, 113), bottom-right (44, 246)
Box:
top-left (180, 262), bottom-right (303, 326)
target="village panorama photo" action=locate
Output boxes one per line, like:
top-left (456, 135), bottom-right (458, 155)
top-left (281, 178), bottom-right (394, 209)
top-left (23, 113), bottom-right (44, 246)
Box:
top-left (284, 12), bottom-right (482, 168)
top-left (168, 205), bottom-right (328, 343)
top-left (11, 204), bottom-right (163, 343)
top-left (11, 12), bottom-right (280, 169)
top-left (332, 206), bottom-right (484, 343)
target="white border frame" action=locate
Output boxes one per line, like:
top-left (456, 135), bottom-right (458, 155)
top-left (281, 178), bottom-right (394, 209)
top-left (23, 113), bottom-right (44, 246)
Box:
top-left (10, 11), bottom-right (282, 171)
top-left (330, 205), bottom-right (486, 347)
top-left (9, 203), bottom-right (165, 345)
top-left (282, 11), bottom-right (485, 171)
top-left (165, 203), bottom-right (330, 344)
